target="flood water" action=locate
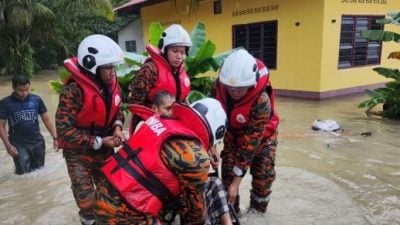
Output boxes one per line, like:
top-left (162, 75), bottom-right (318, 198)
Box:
top-left (0, 71), bottom-right (399, 225)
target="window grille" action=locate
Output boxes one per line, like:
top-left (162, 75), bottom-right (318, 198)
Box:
top-left (338, 15), bottom-right (384, 69)
top-left (232, 21), bottom-right (278, 69)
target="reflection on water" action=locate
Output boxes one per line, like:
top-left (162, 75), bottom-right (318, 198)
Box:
top-left (0, 71), bottom-right (399, 225)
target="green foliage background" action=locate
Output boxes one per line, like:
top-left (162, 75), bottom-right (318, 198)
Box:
top-left (0, 0), bottom-right (133, 77)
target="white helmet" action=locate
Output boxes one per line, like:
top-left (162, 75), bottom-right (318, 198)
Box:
top-left (77, 34), bottom-right (124, 75)
top-left (219, 49), bottom-right (258, 87)
top-left (159, 24), bottom-right (192, 54)
top-left (190, 98), bottom-right (227, 146)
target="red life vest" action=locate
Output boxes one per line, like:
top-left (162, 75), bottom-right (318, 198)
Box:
top-left (126, 104), bottom-right (155, 135)
top-left (214, 59), bottom-right (279, 137)
top-left (102, 103), bottom-right (211, 216)
top-left (63, 57), bottom-right (122, 129)
top-left (264, 84), bottom-right (279, 137)
top-left (146, 45), bottom-right (191, 102)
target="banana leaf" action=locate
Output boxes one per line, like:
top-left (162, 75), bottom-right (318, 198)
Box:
top-left (361, 30), bottom-right (400, 42)
top-left (148, 22), bottom-right (163, 47)
top-left (48, 80), bottom-right (64, 94)
top-left (373, 67), bottom-right (400, 81)
top-left (385, 81), bottom-right (400, 90)
top-left (186, 40), bottom-right (216, 76)
top-left (189, 22), bottom-right (206, 57)
top-left (186, 90), bottom-right (207, 103)
top-left (124, 51), bottom-right (147, 66)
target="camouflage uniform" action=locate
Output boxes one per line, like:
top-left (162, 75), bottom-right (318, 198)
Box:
top-left (128, 61), bottom-right (158, 107)
top-left (128, 61), bottom-right (159, 133)
top-left (215, 89), bottom-right (277, 213)
top-left (94, 138), bottom-right (210, 225)
top-left (56, 82), bottom-right (124, 224)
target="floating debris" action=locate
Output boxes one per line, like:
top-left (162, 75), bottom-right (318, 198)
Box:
top-left (361, 132), bottom-right (372, 137)
top-left (311, 119), bottom-right (341, 132)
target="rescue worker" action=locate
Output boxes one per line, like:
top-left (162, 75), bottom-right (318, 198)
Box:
top-left (130, 92), bottom-right (233, 225)
top-left (211, 49), bottom-right (279, 215)
top-left (128, 24), bottom-right (192, 134)
top-left (55, 34), bottom-right (125, 225)
top-left (95, 98), bottom-right (227, 225)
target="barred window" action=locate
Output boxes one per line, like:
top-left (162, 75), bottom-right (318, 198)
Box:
top-left (125, 40), bottom-right (137, 53)
top-left (232, 21), bottom-right (278, 69)
top-left (338, 15), bottom-right (384, 69)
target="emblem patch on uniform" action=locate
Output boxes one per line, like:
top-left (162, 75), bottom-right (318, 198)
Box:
top-left (114, 95), bottom-right (121, 106)
top-left (236, 114), bottom-right (246, 123)
top-left (184, 77), bottom-right (190, 87)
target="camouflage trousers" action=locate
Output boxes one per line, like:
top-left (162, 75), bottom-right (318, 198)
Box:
top-left (63, 148), bottom-right (113, 224)
top-left (221, 133), bottom-right (278, 213)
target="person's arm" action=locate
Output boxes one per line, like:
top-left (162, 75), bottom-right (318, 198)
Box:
top-left (220, 213), bottom-right (233, 225)
top-left (128, 61), bottom-right (158, 105)
top-left (55, 83), bottom-right (95, 148)
top-left (112, 123), bottom-right (124, 144)
top-left (161, 138), bottom-right (210, 225)
top-left (56, 83), bottom-right (117, 149)
top-left (112, 91), bottom-right (126, 143)
top-left (40, 112), bottom-right (58, 150)
top-left (0, 100), bottom-right (17, 156)
top-left (236, 92), bottom-right (270, 171)
top-left (0, 119), bottom-right (17, 157)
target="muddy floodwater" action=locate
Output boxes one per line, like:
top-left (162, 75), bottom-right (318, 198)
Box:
top-left (0, 71), bottom-right (399, 225)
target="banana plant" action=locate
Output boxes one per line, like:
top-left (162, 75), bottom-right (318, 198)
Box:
top-left (186, 22), bottom-right (232, 102)
top-left (48, 67), bottom-right (72, 93)
top-left (358, 11), bottom-right (400, 119)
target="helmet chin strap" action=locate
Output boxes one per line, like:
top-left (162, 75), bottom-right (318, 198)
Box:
top-left (94, 75), bottom-right (105, 87)
top-left (255, 71), bottom-right (260, 82)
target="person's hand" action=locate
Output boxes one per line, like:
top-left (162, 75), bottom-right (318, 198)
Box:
top-left (227, 184), bottom-right (239, 204)
top-left (5, 144), bottom-right (18, 157)
top-left (53, 138), bottom-right (60, 152)
top-left (101, 136), bottom-right (123, 148)
top-left (209, 145), bottom-right (220, 169)
top-left (112, 136), bottom-right (123, 147)
top-left (113, 126), bottom-right (126, 143)
top-left (101, 136), bottom-right (117, 148)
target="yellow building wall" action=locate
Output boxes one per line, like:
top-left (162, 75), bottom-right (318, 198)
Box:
top-left (139, 0), bottom-right (400, 94)
top-left (320, 0), bottom-right (400, 92)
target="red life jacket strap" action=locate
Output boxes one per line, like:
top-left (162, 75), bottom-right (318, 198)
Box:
top-left (112, 143), bottom-right (174, 205)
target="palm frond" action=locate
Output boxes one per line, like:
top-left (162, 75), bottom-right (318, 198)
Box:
top-left (8, 6), bottom-right (32, 31)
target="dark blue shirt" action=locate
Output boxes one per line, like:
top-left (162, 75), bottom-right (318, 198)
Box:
top-left (0, 93), bottom-right (47, 135)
